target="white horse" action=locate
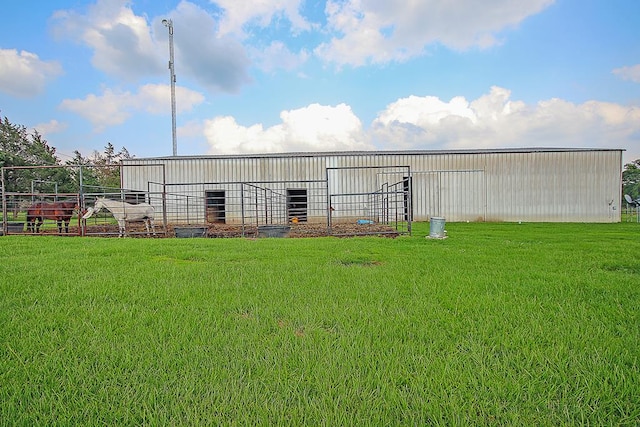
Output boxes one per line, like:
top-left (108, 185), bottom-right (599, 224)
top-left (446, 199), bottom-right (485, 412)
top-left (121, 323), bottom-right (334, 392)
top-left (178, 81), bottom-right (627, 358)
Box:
top-left (83, 197), bottom-right (156, 237)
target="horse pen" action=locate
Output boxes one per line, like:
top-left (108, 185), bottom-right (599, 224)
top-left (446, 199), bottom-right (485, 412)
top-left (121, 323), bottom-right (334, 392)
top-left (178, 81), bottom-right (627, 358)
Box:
top-left (1, 192), bottom-right (82, 236)
top-left (1, 164), bottom-right (411, 238)
top-left (1, 190), bottom-right (405, 238)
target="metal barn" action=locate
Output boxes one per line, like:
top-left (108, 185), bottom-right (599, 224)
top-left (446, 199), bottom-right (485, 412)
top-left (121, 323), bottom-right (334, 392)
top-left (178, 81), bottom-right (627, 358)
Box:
top-left (120, 148), bottom-right (623, 228)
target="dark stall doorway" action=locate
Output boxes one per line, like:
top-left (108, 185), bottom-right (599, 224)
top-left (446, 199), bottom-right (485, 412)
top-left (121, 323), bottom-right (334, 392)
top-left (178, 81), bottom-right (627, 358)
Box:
top-left (206, 190), bottom-right (226, 223)
top-left (287, 189), bottom-right (307, 223)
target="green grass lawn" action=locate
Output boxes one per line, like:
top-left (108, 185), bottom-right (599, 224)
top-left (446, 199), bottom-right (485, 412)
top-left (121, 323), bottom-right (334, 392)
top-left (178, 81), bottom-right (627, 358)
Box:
top-left (1, 222), bottom-right (638, 425)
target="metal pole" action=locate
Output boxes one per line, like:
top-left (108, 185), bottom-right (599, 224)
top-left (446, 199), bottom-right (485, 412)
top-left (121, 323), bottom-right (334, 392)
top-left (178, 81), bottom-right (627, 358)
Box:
top-left (79, 165), bottom-right (85, 236)
top-left (326, 168), bottom-right (331, 234)
top-left (1, 167), bottom-right (7, 236)
top-left (241, 183), bottom-right (246, 237)
top-left (161, 165), bottom-right (167, 232)
top-left (162, 19), bottom-right (177, 156)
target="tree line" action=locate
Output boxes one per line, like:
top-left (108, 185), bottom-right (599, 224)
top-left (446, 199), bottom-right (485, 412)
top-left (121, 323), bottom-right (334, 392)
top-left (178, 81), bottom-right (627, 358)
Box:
top-left (623, 159), bottom-right (640, 202)
top-left (1, 115), bottom-right (131, 194)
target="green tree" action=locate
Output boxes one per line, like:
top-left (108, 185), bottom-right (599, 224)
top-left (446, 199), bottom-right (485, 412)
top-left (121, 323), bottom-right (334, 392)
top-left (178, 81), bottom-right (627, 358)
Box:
top-left (65, 144), bottom-right (133, 192)
top-left (65, 150), bottom-right (100, 191)
top-left (622, 159), bottom-right (640, 201)
top-left (2, 115), bottom-right (134, 194)
top-left (1, 117), bottom-right (58, 167)
top-left (87, 142), bottom-right (133, 190)
top-left (1, 115), bottom-right (72, 193)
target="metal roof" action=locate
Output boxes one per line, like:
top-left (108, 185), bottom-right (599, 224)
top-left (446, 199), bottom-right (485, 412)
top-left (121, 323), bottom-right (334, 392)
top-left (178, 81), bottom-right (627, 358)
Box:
top-left (123, 147), bottom-right (624, 162)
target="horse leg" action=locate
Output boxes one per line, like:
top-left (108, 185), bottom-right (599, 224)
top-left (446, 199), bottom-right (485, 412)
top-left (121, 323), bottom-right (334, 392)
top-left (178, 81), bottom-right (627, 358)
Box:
top-left (118, 219), bottom-right (125, 237)
top-left (150, 219), bottom-right (156, 236)
top-left (57, 219), bottom-right (62, 233)
top-left (64, 219), bottom-right (70, 234)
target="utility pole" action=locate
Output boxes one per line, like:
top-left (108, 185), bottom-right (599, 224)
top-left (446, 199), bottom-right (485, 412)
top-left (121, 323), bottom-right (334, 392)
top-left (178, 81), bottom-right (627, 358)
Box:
top-left (162, 19), bottom-right (177, 156)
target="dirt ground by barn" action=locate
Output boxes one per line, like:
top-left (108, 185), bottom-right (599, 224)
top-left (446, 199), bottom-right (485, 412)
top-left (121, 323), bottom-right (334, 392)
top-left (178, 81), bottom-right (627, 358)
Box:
top-left (15, 221), bottom-right (400, 238)
top-left (203, 222), bottom-right (400, 238)
top-left (14, 221), bottom-right (400, 238)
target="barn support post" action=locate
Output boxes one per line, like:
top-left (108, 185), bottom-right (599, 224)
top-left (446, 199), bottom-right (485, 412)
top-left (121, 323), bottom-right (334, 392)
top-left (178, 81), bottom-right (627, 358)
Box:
top-left (382, 182), bottom-right (388, 223)
top-left (78, 165), bottom-right (85, 236)
top-left (241, 183), bottom-right (246, 237)
top-left (186, 195), bottom-right (191, 224)
top-left (1, 168), bottom-right (7, 235)
top-left (483, 169), bottom-right (487, 222)
top-left (254, 188), bottom-right (259, 229)
top-left (325, 168), bottom-right (331, 234)
top-left (407, 171), bottom-right (413, 234)
top-left (264, 188), bottom-right (268, 224)
top-left (162, 165), bottom-right (167, 232)
top-left (74, 192), bottom-right (82, 236)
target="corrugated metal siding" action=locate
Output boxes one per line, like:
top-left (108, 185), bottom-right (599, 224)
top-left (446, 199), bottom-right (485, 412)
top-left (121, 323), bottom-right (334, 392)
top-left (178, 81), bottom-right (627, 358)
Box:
top-left (122, 149), bottom-right (623, 223)
top-left (481, 150), bottom-right (621, 222)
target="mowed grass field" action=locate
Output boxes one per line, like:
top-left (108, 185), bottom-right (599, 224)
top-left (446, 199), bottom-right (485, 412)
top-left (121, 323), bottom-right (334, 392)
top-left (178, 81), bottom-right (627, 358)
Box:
top-left (1, 222), bottom-right (638, 425)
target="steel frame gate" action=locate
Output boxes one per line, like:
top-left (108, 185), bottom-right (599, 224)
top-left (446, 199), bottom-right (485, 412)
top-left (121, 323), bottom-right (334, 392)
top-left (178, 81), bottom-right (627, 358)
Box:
top-left (326, 165), bottom-right (412, 235)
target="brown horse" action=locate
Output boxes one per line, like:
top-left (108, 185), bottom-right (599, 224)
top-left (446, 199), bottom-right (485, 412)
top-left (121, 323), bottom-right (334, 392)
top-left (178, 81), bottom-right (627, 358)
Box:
top-left (26, 201), bottom-right (79, 233)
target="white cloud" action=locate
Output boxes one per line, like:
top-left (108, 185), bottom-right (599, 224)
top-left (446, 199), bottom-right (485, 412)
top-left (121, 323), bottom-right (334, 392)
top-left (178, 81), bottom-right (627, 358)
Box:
top-left (204, 103), bottom-right (372, 154)
top-left (0, 49), bottom-right (63, 98)
top-left (214, 0), bottom-right (312, 37)
top-left (133, 84), bottom-right (205, 115)
top-left (59, 84), bottom-right (204, 131)
top-left (178, 120), bottom-right (205, 138)
top-left (51, 0), bottom-right (252, 93)
top-left (200, 87), bottom-right (639, 160)
top-left (370, 86), bottom-right (640, 154)
top-left (612, 64), bottom-right (640, 83)
top-left (251, 41), bottom-right (309, 72)
top-left (316, 0), bottom-right (556, 66)
top-left (59, 90), bottom-right (132, 131)
top-left (33, 120), bottom-right (68, 136)
top-left (44, 0), bottom-right (559, 94)
top-left (52, 0), bottom-right (163, 81)
top-left (169, 1), bottom-right (252, 93)
top-left (376, 95), bottom-right (478, 127)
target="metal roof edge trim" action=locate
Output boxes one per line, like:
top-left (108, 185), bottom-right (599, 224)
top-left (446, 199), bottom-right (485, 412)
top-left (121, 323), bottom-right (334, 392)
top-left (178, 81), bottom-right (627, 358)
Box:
top-left (122, 147), bottom-right (625, 163)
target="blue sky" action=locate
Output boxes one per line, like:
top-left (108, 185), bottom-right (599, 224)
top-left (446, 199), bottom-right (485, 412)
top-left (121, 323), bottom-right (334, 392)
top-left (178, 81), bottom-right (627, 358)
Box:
top-left (1, 0), bottom-right (639, 164)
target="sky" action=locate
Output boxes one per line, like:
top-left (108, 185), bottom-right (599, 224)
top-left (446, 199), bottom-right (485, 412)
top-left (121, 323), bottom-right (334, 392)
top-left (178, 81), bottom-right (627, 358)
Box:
top-left (1, 0), bottom-right (639, 165)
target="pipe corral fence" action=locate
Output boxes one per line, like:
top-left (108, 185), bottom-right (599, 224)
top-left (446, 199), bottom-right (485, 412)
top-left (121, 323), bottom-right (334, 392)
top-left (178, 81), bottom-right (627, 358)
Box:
top-left (1, 164), bottom-right (412, 237)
